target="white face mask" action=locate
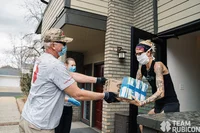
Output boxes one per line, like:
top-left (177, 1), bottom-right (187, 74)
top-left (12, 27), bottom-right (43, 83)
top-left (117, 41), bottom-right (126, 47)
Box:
top-left (137, 53), bottom-right (149, 65)
top-left (136, 48), bottom-right (152, 65)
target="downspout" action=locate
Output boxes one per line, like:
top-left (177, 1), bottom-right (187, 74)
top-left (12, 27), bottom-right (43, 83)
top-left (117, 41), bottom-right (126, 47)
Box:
top-left (153, 0), bottom-right (158, 34)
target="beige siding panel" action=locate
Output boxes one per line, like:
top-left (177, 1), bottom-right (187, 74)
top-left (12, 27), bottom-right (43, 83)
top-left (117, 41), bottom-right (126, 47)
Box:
top-left (70, 0), bottom-right (108, 16)
top-left (158, 0), bottom-right (200, 32)
top-left (157, 0), bottom-right (172, 7)
top-left (158, 0), bottom-right (200, 19)
top-left (158, 0), bottom-right (187, 13)
top-left (159, 4), bottom-right (200, 27)
top-left (43, 0), bottom-right (64, 32)
top-left (134, 1), bottom-right (153, 15)
top-left (159, 4), bottom-right (200, 25)
top-left (137, 23), bottom-right (154, 31)
top-left (134, 11), bottom-right (154, 25)
top-left (133, 0), bottom-right (154, 34)
top-left (159, 11), bottom-right (200, 32)
top-left (42, 0), bottom-right (65, 34)
top-left (72, 0), bottom-right (108, 6)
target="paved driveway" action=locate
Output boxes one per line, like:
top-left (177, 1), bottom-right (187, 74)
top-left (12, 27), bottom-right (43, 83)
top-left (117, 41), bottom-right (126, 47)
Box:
top-left (0, 97), bottom-right (20, 133)
top-left (0, 92), bottom-right (23, 97)
top-left (71, 122), bottom-right (100, 133)
top-left (71, 127), bottom-right (99, 133)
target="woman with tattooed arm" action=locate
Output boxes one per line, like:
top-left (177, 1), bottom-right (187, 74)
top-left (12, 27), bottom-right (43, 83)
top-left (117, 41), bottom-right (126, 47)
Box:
top-left (128, 40), bottom-right (180, 133)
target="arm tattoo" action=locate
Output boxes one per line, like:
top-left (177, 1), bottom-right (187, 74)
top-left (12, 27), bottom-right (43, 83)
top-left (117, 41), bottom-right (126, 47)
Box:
top-left (136, 67), bottom-right (143, 80)
top-left (145, 91), bottom-right (163, 104)
top-left (145, 63), bottom-right (165, 104)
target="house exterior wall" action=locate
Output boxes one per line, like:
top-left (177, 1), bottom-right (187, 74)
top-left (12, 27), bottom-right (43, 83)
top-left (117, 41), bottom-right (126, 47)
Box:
top-left (0, 76), bottom-right (20, 87)
top-left (167, 32), bottom-right (200, 112)
top-left (133, 0), bottom-right (155, 33)
top-left (70, 0), bottom-right (108, 16)
top-left (84, 53), bottom-right (104, 65)
top-left (158, 0), bottom-right (200, 32)
top-left (42, 0), bottom-right (65, 34)
top-left (41, 0), bottom-right (108, 34)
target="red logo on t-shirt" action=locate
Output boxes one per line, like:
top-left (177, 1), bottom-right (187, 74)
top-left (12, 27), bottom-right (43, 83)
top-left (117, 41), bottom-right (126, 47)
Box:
top-left (33, 65), bottom-right (39, 83)
top-left (64, 77), bottom-right (72, 84)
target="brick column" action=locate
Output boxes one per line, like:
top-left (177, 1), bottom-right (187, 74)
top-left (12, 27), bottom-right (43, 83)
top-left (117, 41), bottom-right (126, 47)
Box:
top-left (103, 0), bottom-right (134, 133)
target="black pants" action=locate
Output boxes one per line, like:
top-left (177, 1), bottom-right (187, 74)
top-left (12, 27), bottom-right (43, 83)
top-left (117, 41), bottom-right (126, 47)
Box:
top-left (154, 102), bottom-right (180, 113)
top-left (55, 106), bottom-right (72, 133)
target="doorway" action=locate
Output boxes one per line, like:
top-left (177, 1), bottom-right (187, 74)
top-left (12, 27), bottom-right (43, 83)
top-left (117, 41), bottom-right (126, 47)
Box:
top-left (81, 64), bottom-right (92, 125)
top-left (93, 63), bottom-right (104, 130)
top-left (167, 31), bottom-right (200, 111)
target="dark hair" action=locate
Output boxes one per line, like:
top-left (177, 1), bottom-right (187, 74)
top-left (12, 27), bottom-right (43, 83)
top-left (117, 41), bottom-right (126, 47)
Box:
top-left (65, 57), bottom-right (75, 64)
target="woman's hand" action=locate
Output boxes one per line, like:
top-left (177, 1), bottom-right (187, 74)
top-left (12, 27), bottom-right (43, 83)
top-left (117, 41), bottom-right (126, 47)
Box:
top-left (118, 96), bottom-right (146, 107)
top-left (131, 96), bottom-right (147, 107)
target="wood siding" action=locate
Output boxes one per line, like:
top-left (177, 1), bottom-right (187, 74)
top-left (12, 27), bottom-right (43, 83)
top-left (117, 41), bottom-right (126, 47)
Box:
top-left (133, 0), bottom-right (154, 34)
top-left (42, 0), bottom-right (65, 34)
top-left (158, 0), bottom-right (200, 32)
top-left (70, 0), bottom-right (108, 16)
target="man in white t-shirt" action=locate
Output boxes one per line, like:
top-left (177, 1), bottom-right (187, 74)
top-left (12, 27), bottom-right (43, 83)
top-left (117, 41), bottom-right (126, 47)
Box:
top-left (19, 28), bottom-right (118, 133)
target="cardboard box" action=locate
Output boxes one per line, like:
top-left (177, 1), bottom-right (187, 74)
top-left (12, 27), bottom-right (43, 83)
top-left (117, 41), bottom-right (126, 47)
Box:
top-left (104, 79), bottom-right (122, 94)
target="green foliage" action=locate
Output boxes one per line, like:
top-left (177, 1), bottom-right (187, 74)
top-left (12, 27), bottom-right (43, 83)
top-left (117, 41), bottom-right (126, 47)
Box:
top-left (20, 69), bottom-right (33, 96)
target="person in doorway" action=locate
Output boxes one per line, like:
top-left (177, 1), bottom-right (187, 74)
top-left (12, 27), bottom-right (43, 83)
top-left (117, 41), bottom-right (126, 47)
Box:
top-left (127, 40), bottom-right (180, 133)
top-left (19, 28), bottom-right (119, 133)
top-left (55, 57), bottom-right (80, 133)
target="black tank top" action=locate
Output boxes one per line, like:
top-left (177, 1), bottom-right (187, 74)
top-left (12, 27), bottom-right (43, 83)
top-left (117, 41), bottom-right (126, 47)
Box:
top-left (141, 60), bottom-right (179, 106)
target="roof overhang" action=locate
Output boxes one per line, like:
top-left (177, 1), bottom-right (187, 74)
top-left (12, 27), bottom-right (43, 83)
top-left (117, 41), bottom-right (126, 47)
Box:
top-left (51, 8), bottom-right (107, 31)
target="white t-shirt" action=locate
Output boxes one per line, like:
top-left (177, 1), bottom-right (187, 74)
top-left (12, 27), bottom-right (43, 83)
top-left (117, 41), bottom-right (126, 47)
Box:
top-left (22, 53), bottom-right (75, 129)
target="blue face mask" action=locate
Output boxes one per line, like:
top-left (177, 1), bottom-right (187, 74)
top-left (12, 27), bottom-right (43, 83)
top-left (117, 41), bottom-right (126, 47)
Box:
top-left (58, 45), bottom-right (67, 56)
top-left (69, 66), bottom-right (76, 72)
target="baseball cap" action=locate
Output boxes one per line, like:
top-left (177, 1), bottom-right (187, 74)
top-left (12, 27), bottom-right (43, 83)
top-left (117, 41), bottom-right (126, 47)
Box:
top-left (43, 28), bottom-right (73, 43)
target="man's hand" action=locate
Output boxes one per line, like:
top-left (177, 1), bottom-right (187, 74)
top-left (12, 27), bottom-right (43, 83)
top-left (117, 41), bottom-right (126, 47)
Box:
top-left (96, 77), bottom-right (107, 85)
top-left (68, 98), bottom-right (81, 106)
top-left (103, 92), bottom-right (119, 103)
